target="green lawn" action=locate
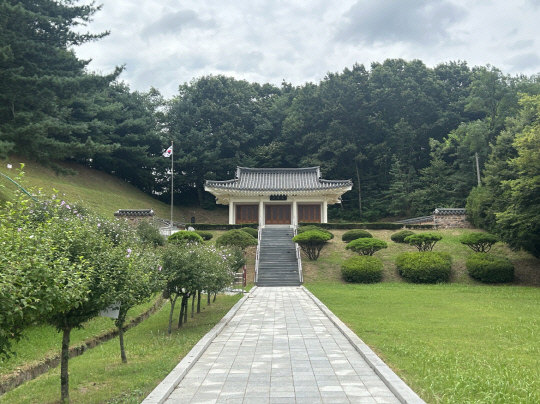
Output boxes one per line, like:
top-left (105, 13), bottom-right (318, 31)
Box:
top-left (0, 294), bottom-right (242, 403)
top-left (0, 297), bottom-right (160, 377)
top-left (302, 229), bottom-right (540, 286)
top-left (307, 283), bottom-right (540, 404)
top-left (0, 155), bottom-right (228, 223)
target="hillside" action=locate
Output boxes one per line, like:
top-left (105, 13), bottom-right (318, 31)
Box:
top-left (0, 156), bottom-right (228, 224)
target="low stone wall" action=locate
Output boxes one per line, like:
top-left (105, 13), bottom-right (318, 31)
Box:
top-left (433, 213), bottom-right (473, 229)
top-left (397, 208), bottom-right (473, 229)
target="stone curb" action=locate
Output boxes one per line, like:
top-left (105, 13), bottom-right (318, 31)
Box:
top-left (141, 287), bottom-right (256, 404)
top-left (301, 286), bottom-right (426, 404)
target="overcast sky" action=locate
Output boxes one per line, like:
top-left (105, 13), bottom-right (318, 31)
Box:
top-left (75, 0), bottom-right (540, 98)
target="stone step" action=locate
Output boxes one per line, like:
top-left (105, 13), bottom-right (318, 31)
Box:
top-left (256, 227), bottom-right (301, 287)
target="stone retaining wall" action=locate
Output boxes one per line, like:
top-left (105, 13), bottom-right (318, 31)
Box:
top-left (433, 213), bottom-right (473, 229)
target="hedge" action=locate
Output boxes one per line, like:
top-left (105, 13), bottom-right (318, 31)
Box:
top-left (215, 229), bottom-right (258, 250)
top-left (191, 222), bottom-right (434, 230)
top-left (191, 223), bottom-right (258, 230)
top-left (167, 231), bottom-right (204, 244)
top-left (390, 230), bottom-right (415, 243)
top-left (466, 253), bottom-right (514, 283)
top-left (194, 230), bottom-right (213, 241)
top-left (460, 233), bottom-right (499, 253)
top-left (297, 225), bottom-right (334, 239)
top-left (292, 230), bottom-right (331, 261)
top-left (341, 256), bottom-right (383, 283)
top-left (299, 222), bottom-right (434, 230)
top-left (341, 229), bottom-right (372, 242)
top-left (405, 233), bottom-right (442, 252)
top-left (345, 238), bottom-right (388, 256)
top-left (240, 227), bottom-right (259, 238)
top-left (396, 252), bottom-right (452, 283)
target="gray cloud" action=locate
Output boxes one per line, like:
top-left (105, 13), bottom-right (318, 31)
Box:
top-left (336, 0), bottom-right (467, 45)
top-left (74, 0), bottom-right (540, 98)
top-left (508, 52), bottom-right (540, 72)
top-left (510, 39), bottom-right (534, 50)
top-left (216, 51), bottom-right (264, 74)
top-left (526, 0), bottom-right (540, 8)
top-left (141, 9), bottom-right (216, 38)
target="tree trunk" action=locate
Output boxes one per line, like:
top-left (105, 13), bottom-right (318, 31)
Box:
top-left (117, 310), bottom-right (128, 363)
top-left (355, 162), bottom-right (362, 215)
top-left (207, 291), bottom-right (211, 305)
top-left (197, 183), bottom-right (205, 207)
top-left (178, 294), bottom-right (185, 327)
top-left (213, 292), bottom-right (217, 303)
top-left (61, 326), bottom-right (72, 403)
top-left (168, 295), bottom-right (178, 335)
top-left (197, 290), bottom-right (201, 313)
top-left (191, 293), bottom-right (195, 318)
top-left (118, 326), bottom-right (127, 364)
top-left (184, 294), bottom-right (189, 323)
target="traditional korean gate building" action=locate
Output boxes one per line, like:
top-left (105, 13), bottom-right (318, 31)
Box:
top-left (205, 167), bottom-right (352, 227)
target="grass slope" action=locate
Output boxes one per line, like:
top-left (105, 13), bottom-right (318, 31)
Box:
top-left (304, 228), bottom-right (540, 404)
top-left (0, 156), bottom-right (228, 223)
top-left (307, 283), bottom-right (540, 404)
top-left (302, 229), bottom-right (540, 286)
top-left (1, 294), bottom-right (242, 404)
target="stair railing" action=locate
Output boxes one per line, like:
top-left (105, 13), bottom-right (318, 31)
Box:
top-left (254, 225), bottom-right (262, 284)
top-left (293, 226), bottom-right (303, 284)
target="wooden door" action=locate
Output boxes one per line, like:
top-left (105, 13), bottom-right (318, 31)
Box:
top-left (265, 204), bottom-right (291, 225)
top-left (236, 205), bottom-right (258, 224)
top-left (298, 204), bottom-right (321, 223)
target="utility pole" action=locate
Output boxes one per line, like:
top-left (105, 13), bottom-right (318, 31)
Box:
top-left (475, 152), bottom-right (482, 186)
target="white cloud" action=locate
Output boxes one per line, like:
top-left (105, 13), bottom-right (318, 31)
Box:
top-left (74, 0), bottom-right (540, 98)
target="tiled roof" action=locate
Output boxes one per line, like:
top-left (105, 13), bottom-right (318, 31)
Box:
top-left (396, 216), bottom-right (434, 224)
top-left (114, 209), bottom-right (155, 217)
top-left (205, 167), bottom-right (352, 192)
top-left (433, 208), bottom-right (466, 215)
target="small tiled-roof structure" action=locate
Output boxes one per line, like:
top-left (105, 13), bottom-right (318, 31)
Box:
top-left (114, 209), bottom-right (155, 219)
top-left (433, 208), bottom-right (466, 215)
top-left (396, 208), bottom-right (471, 229)
top-left (205, 167), bottom-right (352, 195)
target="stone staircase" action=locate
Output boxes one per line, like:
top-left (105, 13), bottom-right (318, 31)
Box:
top-left (256, 226), bottom-right (301, 287)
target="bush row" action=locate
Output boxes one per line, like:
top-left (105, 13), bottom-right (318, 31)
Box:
top-left (185, 226), bottom-right (513, 285)
top-left (299, 222), bottom-right (434, 230)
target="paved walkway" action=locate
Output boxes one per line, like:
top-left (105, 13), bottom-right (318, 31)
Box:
top-left (155, 287), bottom-right (418, 404)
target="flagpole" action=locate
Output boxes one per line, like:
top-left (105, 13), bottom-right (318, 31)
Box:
top-left (170, 140), bottom-right (174, 229)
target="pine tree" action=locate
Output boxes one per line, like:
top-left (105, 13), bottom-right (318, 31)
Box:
top-left (0, 0), bottom-right (121, 168)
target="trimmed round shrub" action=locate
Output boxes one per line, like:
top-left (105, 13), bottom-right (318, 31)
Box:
top-left (341, 256), bottom-right (383, 283)
top-left (215, 229), bottom-right (257, 250)
top-left (341, 229), bottom-right (373, 242)
top-left (346, 238), bottom-right (388, 256)
top-left (466, 253), bottom-right (514, 283)
top-left (240, 227), bottom-right (258, 238)
top-left (391, 230), bottom-right (415, 243)
top-left (194, 230), bottom-right (213, 241)
top-left (168, 230), bottom-right (203, 244)
top-left (292, 230), bottom-right (331, 260)
top-left (460, 233), bottom-right (498, 253)
top-left (297, 225), bottom-right (334, 239)
top-left (396, 252), bottom-right (452, 283)
top-left (137, 220), bottom-right (165, 246)
top-left (404, 233), bottom-right (442, 252)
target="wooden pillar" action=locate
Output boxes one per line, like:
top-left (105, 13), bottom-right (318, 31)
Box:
top-left (259, 198), bottom-right (264, 227)
top-left (292, 199), bottom-right (298, 227)
top-left (322, 200), bottom-right (328, 223)
top-left (229, 202), bottom-right (234, 224)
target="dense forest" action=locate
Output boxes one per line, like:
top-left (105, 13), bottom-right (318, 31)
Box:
top-left (1, 0), bottom-right (539, 256)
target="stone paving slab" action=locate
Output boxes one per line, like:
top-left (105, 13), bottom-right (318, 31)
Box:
top-left (144, 287), bottom-right (425, 404)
